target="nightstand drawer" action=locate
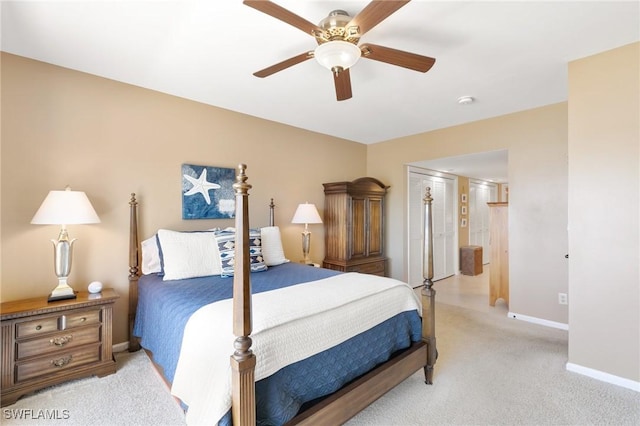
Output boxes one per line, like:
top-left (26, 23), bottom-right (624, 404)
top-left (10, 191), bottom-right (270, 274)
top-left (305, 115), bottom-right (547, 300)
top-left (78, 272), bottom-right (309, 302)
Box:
top-left (63, 309), bottom-right (101, 329)
top-left (16, 309), bottom-right (101, 338)
top-left (16, 317), bottom-right (58, 338)
top-left (17, 325), bottom-right (101, 359)
top-left (16, 344), bottom-right (101, 382)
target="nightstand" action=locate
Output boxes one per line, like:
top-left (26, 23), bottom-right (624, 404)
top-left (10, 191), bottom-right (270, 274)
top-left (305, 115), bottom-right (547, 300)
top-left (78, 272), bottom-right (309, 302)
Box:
top-left (1, 289), bottom-right (119, 406)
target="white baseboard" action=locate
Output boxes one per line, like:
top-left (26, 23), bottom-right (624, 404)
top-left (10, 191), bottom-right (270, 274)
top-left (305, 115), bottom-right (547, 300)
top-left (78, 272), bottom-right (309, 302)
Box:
top-left (113, 341), bottom-right (130, 353)
top-left (507, 311), bottom-right (569, 330)
top-left (566, 362), bottom-right (640, 392)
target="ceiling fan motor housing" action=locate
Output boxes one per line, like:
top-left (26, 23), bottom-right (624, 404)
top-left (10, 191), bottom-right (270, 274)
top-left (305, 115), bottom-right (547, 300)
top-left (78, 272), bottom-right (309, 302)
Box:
top-left (317, 10), bottom-right (360, 43)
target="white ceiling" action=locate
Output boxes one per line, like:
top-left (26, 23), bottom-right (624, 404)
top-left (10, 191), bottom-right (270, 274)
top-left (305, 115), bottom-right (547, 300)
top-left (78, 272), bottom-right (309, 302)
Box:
top-left (411, 149), bottom-right (508, 183)
top-left (2, 1), bottom-right (638, 181)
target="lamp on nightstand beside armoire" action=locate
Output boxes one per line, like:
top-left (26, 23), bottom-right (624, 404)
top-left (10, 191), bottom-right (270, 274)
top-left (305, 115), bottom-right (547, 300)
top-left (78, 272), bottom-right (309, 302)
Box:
top-left (291, 202), bottom-right (323, 264)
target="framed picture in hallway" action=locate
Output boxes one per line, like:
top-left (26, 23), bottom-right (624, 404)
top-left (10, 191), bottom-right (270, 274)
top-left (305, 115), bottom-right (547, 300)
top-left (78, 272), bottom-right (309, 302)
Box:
top-left (461, 193), bottom-right (467, 203)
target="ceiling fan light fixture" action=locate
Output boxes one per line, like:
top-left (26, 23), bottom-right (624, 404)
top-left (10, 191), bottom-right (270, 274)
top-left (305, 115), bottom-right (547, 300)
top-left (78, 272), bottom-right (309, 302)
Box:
top-left (314, 41), bottom-right (361, 72)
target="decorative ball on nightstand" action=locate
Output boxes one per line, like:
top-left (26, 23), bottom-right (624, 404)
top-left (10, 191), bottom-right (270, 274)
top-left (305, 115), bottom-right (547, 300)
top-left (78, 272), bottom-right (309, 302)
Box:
top-left (88, 281), bottom-right (103, 294)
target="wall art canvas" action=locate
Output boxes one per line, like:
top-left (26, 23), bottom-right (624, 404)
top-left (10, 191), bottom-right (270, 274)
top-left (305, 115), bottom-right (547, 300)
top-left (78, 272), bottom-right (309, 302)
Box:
top-left (182, 164), bottom-right (236, 219)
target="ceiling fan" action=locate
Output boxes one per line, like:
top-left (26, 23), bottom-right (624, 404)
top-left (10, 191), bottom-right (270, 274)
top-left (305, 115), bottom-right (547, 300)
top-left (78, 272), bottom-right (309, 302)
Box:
top-left (243, 0), bottom-right (436, 101)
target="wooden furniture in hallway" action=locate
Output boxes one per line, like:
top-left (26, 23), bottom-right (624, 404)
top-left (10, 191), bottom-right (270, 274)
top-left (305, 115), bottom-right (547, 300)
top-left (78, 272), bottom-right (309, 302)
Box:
top-left (460, 245), bottom-right (483, 276)
top-left (487, 202), bottom-right (509, 306)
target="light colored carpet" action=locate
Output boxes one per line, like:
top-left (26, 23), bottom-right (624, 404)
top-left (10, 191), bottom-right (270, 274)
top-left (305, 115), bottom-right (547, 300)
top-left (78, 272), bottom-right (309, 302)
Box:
top-left (2, 350), bottom-right (186, 425)
top-left (3, 302), bottom-right (639, 425)
top-left (348, 302), bottom-right (640, 426)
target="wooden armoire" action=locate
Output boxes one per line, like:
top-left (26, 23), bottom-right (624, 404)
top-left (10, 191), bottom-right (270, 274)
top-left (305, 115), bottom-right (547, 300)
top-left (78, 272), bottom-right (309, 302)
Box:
top-left (322, 177), bottom-right (388, 276)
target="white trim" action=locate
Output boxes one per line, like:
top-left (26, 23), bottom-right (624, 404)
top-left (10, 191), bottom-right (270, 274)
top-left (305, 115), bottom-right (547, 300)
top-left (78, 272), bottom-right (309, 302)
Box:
top-left (566, 362), bottom-right (640, 392)
top-left (113, 341), bottom-right (129, 353)
top-left (507, 311), bottom-right (569, 330)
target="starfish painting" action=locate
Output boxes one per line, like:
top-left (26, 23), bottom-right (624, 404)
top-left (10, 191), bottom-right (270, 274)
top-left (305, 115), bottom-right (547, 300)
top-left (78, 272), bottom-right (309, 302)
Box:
top-left (183, 168), bottom-right (221, 205)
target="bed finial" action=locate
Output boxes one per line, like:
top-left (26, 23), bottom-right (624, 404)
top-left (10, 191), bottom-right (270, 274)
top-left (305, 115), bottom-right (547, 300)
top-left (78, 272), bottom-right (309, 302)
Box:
top-left (234, 164), bottom-right (250, 190)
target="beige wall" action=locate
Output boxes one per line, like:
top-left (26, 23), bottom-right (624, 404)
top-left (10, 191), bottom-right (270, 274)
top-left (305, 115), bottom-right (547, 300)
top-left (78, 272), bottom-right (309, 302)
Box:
top-left (2, 44), bottom-right (638, 385)
top-left (567, 43), bottom-right (639, 382)
top-left (0, 53), bottom-right (367, 344)
top-left (367, 103), bottom-right (569, 325)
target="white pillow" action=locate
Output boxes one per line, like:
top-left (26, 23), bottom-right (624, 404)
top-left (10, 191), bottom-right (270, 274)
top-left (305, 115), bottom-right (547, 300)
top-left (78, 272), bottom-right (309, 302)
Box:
top-left (157, 229), bottom-right (221, 280)
top-left (141, 236), bottom-right (162, 275)
top-left (261, 226), bottom-right (289, 266)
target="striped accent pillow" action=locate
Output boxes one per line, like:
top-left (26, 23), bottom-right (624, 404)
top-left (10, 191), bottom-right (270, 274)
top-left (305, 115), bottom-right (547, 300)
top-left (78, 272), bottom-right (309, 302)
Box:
top-left (214, 228), bottom-right (268, 277)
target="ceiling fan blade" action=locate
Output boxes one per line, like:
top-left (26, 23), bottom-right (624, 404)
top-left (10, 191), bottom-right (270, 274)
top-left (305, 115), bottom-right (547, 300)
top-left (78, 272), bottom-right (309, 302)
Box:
top-left (253, 51), bottom-right (313, 78)
top-left (360, 43), bottom-right (435, 72)
top-left (347, 1), bottom-right (410, 37)
top-left (243, 0), bottom-right (322, 36)
top-left (333, 68), bottom-right (353, 101)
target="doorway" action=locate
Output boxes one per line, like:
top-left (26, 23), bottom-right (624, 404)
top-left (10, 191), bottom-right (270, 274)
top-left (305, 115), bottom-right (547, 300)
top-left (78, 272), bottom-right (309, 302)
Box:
top-left (407, 166), bottom-right (457, 286)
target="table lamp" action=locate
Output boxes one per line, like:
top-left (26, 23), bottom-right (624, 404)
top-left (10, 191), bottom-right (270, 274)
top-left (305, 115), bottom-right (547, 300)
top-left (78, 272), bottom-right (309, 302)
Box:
top-left (291, 202), bottom-right (322, 264)
top-left (31, 186), bottom-right (100, 301)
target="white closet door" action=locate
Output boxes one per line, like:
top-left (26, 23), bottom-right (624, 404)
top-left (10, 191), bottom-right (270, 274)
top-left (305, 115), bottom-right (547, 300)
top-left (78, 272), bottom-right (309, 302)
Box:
top-left (408, 173), bottom-right (425, 287)
top-left (408, 169), bottom-right (456, 286)
top-left (469, 181), bottom-right (497, 264)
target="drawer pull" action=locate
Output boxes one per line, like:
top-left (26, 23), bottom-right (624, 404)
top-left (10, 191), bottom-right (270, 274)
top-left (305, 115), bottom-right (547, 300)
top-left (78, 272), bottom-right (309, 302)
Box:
top-left (50, 335), bottom-right (73, 347)
top-left (35, 325), bottom-right (42, 331)
top-left (51, 355), bottom-right (72, 368)
top-left (80, 317), bottom-right (87, 322)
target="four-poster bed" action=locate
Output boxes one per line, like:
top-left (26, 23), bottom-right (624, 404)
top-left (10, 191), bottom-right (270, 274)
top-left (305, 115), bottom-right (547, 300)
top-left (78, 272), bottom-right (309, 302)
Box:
top-left (127, 164), bottom-right (436, 425)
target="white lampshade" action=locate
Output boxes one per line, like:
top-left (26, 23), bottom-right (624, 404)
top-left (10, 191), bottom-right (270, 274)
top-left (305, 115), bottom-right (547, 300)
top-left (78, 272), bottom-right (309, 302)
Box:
top-left (314, 40), bottom-right (361, 71)
top-left (31, 187), bottom-right (100, 225)
top-left (291, 203), bottom-right (322, 225)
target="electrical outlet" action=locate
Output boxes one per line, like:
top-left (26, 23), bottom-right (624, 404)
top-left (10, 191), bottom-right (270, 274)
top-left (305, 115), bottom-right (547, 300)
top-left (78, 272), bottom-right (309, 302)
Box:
top-left (558, 293), bottom-right (568, 305)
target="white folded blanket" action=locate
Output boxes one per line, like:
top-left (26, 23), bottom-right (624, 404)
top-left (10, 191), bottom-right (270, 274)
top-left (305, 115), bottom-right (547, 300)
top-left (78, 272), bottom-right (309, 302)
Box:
top-left (171, 272), bottom-right (421, 425)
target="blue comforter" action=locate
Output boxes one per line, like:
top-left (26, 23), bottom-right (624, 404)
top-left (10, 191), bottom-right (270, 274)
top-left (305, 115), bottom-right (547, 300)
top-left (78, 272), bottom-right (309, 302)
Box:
top-left (133, 262), bottom-right (422, 425)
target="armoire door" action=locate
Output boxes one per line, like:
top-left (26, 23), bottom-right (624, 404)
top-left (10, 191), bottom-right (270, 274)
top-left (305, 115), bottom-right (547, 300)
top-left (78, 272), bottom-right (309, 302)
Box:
top-left (408, 168), bottom-right (456, 286)
top-left (350, 196), bottom-right (366, 259)
top-left (367, 197), bottom-right (384, 257)
top-left (349, 195), bottom-right (383, 259)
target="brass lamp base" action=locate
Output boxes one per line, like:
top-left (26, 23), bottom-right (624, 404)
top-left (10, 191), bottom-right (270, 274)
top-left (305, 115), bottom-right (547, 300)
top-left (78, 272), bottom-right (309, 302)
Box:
top-left (48, 293), bottom-right (77, 302)
top-left (48, 280), bottom-right (77, 302)
top-left (48, 229), bottom-right (77, 302)
top-left (300, 229), bottom-right (312, 265)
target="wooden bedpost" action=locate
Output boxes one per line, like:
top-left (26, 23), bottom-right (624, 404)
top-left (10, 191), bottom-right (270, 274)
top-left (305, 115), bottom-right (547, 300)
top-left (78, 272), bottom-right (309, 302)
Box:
top-left (128, 193), bottom-right (141, 352)
top-left (422, 187), bottom-right (437, 384)
top-left (230, 164), bottom-right (256, 426)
